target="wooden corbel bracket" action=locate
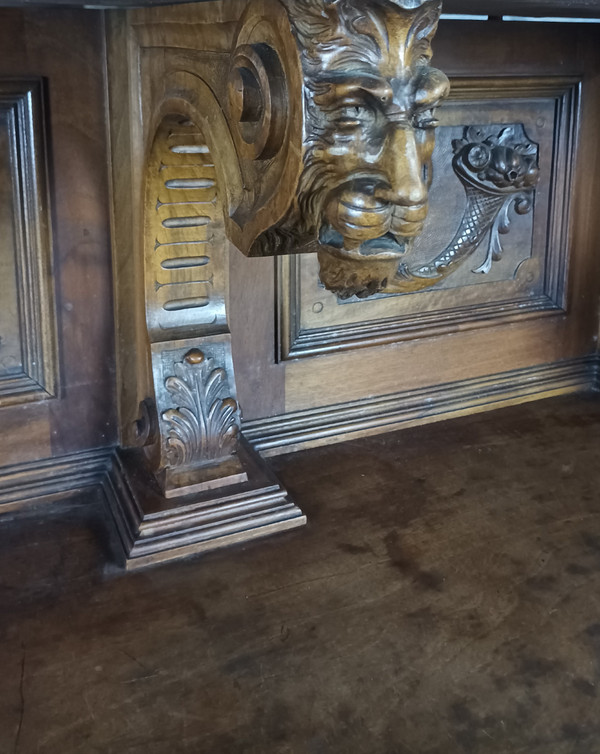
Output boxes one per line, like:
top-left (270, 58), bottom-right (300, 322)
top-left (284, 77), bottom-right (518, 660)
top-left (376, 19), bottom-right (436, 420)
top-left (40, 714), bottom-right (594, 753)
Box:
top-left (105, 0), bottom-right (310, 567)
top-left (106, 0), bottom-right (540, 566)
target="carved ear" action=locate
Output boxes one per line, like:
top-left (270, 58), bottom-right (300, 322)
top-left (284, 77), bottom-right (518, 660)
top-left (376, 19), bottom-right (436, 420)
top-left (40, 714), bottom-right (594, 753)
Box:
top-left (406, 0), bottom-right (443, 65)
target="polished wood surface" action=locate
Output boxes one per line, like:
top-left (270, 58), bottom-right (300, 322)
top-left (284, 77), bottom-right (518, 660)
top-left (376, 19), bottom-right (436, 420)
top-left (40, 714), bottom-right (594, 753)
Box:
top-left (1, 3), bottom-right (600, 569)
top-left (230, 19), bottom-right (600, 446)
top-left (105, 0), bottom-right (309, 561)
top-left (0, 10), bottom-right (116, 468)
top-left (2, 395), bottom-right (600, 752)
top-left (0, 78), bottom-right (56, 406)
top-left (106, 2), bottom-right (600, 471)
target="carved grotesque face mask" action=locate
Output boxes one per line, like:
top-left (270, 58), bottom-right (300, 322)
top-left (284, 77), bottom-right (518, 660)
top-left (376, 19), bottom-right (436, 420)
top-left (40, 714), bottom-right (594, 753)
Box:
top-left (252, 0), bottom-right (449, 298)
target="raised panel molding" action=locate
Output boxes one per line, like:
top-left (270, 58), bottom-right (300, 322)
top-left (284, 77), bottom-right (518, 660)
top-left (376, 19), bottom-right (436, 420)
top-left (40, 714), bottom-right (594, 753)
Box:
top-left (0, 78), bottom-right (57, 405)
top-left (0, 356), bottom-right (597, 517)
top-left (244, 355), bottom-right (598, 455)
top-left (278, 76), bottom-right (580, 360)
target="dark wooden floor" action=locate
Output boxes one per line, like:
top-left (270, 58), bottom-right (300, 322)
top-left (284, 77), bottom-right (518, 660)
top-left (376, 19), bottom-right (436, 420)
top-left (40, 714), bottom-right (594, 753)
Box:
top-left (3, 395), bottom-right (600, 753)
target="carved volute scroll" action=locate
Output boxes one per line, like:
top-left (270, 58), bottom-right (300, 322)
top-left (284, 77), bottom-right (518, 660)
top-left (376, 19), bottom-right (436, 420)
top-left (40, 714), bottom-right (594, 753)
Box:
top-left (223, 0), bottom-right (304, 252)
top-left (105, 23), bottom-right (308, 562)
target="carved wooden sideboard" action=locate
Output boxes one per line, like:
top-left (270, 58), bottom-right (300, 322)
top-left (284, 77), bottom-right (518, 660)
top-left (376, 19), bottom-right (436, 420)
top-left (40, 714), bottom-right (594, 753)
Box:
top-left (1, 1), bottom-right (600, 567)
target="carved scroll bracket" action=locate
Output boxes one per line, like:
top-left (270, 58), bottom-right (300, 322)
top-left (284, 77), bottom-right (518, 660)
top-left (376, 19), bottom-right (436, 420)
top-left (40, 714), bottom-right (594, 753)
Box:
top-left (140, 109), bottom-right (245, 497)
top-left (105, 12), bottom-right (308, 565)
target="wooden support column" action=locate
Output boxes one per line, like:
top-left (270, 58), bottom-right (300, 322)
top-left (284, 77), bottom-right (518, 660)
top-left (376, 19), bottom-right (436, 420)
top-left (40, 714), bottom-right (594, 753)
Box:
top-left (105, 1), bottom-right (308, 567)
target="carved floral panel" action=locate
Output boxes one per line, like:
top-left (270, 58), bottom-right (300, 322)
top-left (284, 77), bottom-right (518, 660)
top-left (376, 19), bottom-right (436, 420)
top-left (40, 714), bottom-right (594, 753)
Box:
top-left (278, 77), bottom-right (579, 359)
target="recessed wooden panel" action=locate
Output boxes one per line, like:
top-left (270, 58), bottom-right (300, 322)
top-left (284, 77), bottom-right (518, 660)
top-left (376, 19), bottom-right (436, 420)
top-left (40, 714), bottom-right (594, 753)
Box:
top-left (0, 10), bottom-right (117, 469)
top-left (278, 77), bottom-right (579, 360)
top-left (225, 20), bottom-right (600, 442)
top-left (0, 78), bottom-right (57, 405)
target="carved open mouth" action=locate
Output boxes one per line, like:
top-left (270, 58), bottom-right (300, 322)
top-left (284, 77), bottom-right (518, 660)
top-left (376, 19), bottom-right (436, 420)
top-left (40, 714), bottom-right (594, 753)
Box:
top-left (359, 233), bottom-right (407, 256)
top-left (319, 226), bottom-right (406, 257)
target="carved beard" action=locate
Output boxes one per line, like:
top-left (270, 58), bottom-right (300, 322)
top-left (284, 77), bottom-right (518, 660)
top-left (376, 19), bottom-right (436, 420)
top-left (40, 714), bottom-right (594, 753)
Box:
top-left (251, 125), bottom-right (340, 256)
top-left (250, 172), bottom-right (329, 256)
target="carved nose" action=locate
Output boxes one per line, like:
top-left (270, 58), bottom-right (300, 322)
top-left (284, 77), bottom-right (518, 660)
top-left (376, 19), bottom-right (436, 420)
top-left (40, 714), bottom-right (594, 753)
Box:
top-left (375, 126), bottom-right (428, 207)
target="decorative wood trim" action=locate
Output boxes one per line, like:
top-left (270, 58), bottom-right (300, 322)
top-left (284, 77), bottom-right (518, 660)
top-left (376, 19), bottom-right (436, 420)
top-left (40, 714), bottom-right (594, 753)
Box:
top-left (0, 440), bottom-right (306, 569)
top-left (244, 356), bottom-right (599, 455)
top-left (103, 437), bottom-right (305, 569)
top-left (278, 76), bottom-right (580, 361)
top-left (279, 267), bottom-right (564, 360)
top-left (0, 78), bottom-right (58, 406)
top-left (2, 354), bottom-right (597, 556)
top-left (104, 5), bottom-right (308, 566)
top-left (0, 448), bottom-right (113, 513)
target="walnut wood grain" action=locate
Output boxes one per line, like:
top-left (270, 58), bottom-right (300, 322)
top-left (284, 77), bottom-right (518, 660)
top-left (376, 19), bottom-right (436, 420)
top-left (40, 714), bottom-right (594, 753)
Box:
top-left (0, 10), bottom-right (116, 466)
top-left (231, 19), bottom-right (600, 433)
top-left (105, 0), bottom-right (308, 561)
top-left (0, 78), bottom-right (57, 406)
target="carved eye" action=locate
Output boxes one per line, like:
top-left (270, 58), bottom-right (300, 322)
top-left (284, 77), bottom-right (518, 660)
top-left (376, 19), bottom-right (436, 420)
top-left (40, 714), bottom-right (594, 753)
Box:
top-left (336, 104), bottom-right (372, 128)
top-left (413, 109), bottom-right (439, 130)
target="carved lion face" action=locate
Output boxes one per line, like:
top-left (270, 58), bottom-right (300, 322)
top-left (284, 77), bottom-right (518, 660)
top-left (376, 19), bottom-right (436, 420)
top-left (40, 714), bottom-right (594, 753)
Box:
top-left (253, 0), bottom-right (449, 298)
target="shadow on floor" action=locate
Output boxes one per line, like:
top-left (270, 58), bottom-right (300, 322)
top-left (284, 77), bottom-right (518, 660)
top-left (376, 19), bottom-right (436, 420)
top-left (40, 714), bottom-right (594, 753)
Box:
top-left (2, 394), bottom-right (600, 753)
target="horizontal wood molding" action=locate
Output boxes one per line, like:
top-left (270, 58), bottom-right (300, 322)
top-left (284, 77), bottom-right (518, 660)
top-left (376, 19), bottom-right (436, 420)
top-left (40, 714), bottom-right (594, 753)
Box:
top-left (1, 354), bottom-right (598, 531)
top-left (103, 439), bottom-right (305, 569)
top-left (0, 448), bottom-right (113, 513)
top-left (281, 295), bottom-right (564, 361)
top-left (244, 356), bottom-right (600, 455)
top-left (0, 441), bottom-right (306, 567)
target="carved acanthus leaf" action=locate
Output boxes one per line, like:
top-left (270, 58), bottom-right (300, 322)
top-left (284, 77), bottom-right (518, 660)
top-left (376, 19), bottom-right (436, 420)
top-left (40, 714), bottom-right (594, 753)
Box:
top-left (472, 191), bottom-right (533, 275)
top-left (162, 349), bottom-right (240, 468)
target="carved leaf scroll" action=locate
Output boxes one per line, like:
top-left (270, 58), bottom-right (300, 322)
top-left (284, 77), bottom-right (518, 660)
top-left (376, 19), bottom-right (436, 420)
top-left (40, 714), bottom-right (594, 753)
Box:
top-left (472, 191), bottom-right (534, 275)
top-left (162, 349), bottom-right (240, 468)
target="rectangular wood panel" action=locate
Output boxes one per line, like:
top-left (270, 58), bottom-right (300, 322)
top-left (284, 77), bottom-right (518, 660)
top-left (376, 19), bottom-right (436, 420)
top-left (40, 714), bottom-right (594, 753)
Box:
top-left (0, 78), bottom-right (57, 405)
top-left (228, 21), bottom-right (600, 444)
top-left (278, 77), bottom-right (579, 360)
top-left (0, 10), bottom-right (117, 470)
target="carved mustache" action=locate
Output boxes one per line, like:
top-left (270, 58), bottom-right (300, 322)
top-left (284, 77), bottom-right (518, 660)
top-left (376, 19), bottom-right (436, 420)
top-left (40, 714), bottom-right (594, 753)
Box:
top-left (295, 154), bottom-right (430, 250)
top-left (331, 187), bottom-right (428, 242)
